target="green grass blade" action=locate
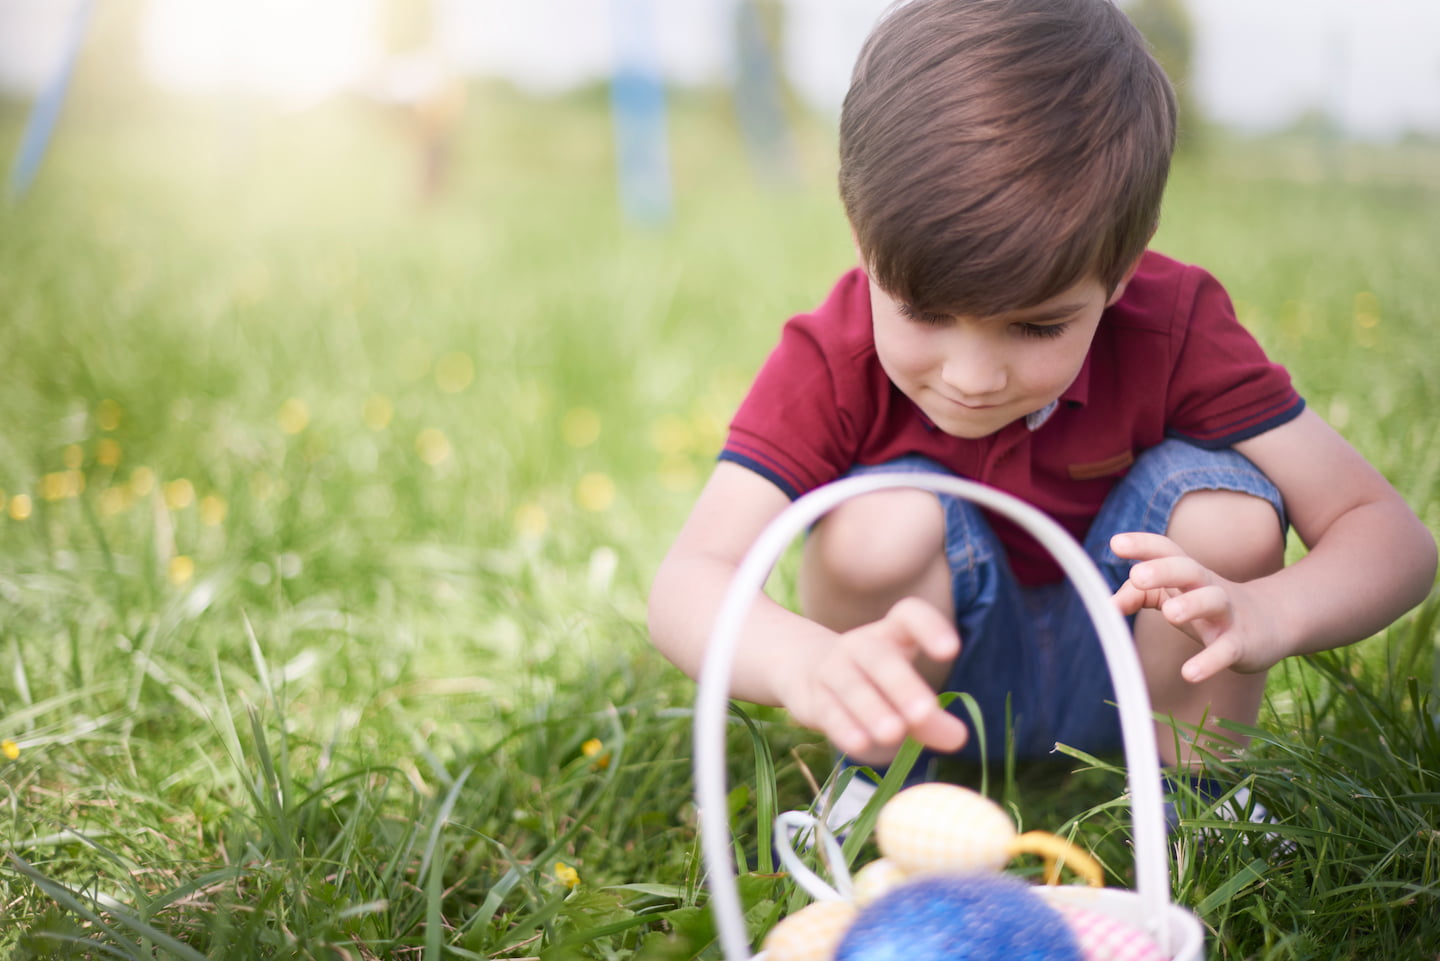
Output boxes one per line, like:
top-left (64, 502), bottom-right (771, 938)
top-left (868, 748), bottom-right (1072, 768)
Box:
top-left (6, 853), bottom-right (209, 961)
top-left (729, 703), bottom-right (779, 875)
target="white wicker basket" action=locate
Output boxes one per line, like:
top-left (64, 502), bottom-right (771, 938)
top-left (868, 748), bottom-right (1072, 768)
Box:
top-left (693, 472), bottom-right (1205, 960)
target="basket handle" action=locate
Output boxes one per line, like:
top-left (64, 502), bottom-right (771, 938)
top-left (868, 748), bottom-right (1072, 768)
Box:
top-left (693, 472), bottom-right (1174, 959)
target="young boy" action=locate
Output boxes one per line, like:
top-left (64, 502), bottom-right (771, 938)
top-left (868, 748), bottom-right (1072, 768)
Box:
top-left (647, 0), bottom-right (1436, 794)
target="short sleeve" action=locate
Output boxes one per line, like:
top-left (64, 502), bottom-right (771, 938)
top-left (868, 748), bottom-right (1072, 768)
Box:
top-left (720, 273), bottom-right (876, 498)
top-left (1165, 269), bottom-right (1305, 448)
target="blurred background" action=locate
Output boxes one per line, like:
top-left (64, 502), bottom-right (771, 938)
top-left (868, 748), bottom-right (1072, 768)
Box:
top-left (0, 5), bottom-right (1437, 956)
top-left (0, 0), bottom-right (1435, 592)
top-left (4, 0), bottom-right (1440, 138)
top-left (0, 0), bottom-right (1436, 638)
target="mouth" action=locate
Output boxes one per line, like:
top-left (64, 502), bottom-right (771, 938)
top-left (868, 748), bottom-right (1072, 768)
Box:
top-left (935, 392), bottom-right (1000, 411)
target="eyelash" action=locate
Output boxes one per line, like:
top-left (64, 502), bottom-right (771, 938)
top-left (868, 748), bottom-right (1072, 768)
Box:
top-left (1018, 322), bottom-right (1070, 340)
top-left (897, 304), bottom-right (1071, 339)
top-left (896, 303), bottom-right (949, 325)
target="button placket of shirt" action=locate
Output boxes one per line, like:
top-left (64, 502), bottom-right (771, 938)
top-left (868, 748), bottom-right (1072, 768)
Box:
top-left (979, 421), bottom-right (1030, 481)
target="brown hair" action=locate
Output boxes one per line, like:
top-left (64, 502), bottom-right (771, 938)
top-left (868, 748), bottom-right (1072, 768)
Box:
top-left (838, 0), bottom-right (1177, 316)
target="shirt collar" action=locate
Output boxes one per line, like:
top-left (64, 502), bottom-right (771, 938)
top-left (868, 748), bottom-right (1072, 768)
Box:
top-left (1064, 352), bottom-right (1094, 407)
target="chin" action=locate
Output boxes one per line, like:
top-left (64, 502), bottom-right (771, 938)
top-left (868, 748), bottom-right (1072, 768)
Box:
top-left (930, 416), bottom-right (1012, 440)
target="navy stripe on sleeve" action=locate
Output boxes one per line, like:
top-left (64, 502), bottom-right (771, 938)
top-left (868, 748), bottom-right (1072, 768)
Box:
top-left (717, 450), bottom-right (802, 500)
top-left (1168, 396), bottom-right (1306, 449)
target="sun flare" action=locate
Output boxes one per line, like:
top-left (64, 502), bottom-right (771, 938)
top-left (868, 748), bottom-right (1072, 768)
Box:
top-left (140, 0), bottom-right (380, 99)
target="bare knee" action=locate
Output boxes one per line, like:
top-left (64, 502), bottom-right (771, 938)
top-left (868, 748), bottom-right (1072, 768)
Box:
top-left (1166, 489), bottom-right (1285, 582)
top-left (800, 488), bottom-right (947, 616)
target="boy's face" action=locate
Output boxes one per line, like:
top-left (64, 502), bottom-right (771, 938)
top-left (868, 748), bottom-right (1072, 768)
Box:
top-left (869, 273), bottom-right (1120, 439)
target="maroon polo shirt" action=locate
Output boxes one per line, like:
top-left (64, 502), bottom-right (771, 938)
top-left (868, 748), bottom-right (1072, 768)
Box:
top-left (720, 250), bottom-right (1304, 585)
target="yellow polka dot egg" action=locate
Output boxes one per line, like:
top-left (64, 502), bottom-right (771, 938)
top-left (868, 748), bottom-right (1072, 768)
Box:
top-left (875, 782), bottom-right (1017, 876)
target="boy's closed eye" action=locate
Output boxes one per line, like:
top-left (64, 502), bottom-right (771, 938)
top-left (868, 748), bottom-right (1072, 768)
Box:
top-left (895, 303), bottom-right (952, 325)
top-left (896, 302), bottom-right (1075, 340)
top-left (1014, 321), bottom-right (1071, 340)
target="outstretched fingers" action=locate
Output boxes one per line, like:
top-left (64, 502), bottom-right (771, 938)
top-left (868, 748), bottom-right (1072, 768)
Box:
top-left (1111, 533), bottom-right (1215, 613)
top-left (1181, 637), bottom-right (1242, 683)
top-left (1110, 531), bottom-right (1184, 563)
top-left (813, 598), bottom-right (967, 756)
top-left (874, 600), bottom-right (966, 750)
top-left (1111, 531), bottom-right (1257, 683)
top-left (885, 596), bottom-right (961, 664)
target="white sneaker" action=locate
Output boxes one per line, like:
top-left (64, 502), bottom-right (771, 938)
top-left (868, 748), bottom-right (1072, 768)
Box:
top-left (784, 774), bottom-right (878, 852)
top-left (1167, 777), bottom-right (1295, 854)
top-left (822, 775), bottom-right (878, 835)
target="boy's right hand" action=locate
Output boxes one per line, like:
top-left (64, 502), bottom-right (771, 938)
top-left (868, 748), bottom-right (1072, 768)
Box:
top-left (775, 597), bottom-right (968, 759)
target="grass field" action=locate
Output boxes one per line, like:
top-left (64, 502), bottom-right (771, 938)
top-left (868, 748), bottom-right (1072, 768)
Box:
top-left (1, 79), bottom-right (1438, 961)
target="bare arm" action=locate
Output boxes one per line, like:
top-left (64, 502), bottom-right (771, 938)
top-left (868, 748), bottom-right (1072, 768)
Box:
top-left (1237, 407), bottom-right (1437, 652)
top-left (647, 462), bottom-right (967, 757)
top-left (648, 463), bottom-right (822, 702)
top-left (1114, 408), bottom-right (1437, 681)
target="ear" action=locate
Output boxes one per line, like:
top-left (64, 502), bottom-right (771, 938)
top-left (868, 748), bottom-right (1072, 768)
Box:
top-left (1104, 256), bottom-right (1145, 307)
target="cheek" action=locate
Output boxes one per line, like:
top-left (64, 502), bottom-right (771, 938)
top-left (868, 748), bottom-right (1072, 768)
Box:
top-left (1015, 341), bottom-right (1090, 393)
top-left (879, 343), bottom-right (919, 377)
top-left (874, 327), bottom-right (934, 380)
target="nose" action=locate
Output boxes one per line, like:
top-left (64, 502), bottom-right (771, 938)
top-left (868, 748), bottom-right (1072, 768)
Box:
top-left (939, 328), bottom-right (1007, 397)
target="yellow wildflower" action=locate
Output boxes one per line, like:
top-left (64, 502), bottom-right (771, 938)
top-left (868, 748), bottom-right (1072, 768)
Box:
top-left (1354, 290), bottom-right (1380, 328)
top-left (38, 474), bottom-right (61, 502)
top-left (434, 351), bottom-right (475, 394)
top-left (40, 471), bottom-right (84, 502)
top-left (415, 428), bottom-right (452, 466)
top-left (581, 738), bottom-right (611, 770)
top-left (98, 487), bottom-right (131, 517)
top-left (514, 502), bottom-right (548, 538)
top-left (40, 472), bottom-right (66, 502)
top-left (130, 466), bottom-right (156, 497)
top-left (554, 861), bottom-right (580, 890)
top-left (163, 478), bottom-right (195, 510)
top-left (168, 555), bottom-right (195, 586)
top-left (562, 407), bottom-right (601, 448)
top-left (250, 471), bottom-right (275, 502)
top-left (199, 495), bottom-right (228, 526)
top-left (2, 740), bottom-right (18, 761)
top-left (657, 456), bottom-right (699, 493)
top-left (576, 472), bottom-right (615, 512)
top-left (691, 410), bottom-right (726, 451)
top-left (8, 494), bottom-right (32, 521)
top-left (96, 398), bottom-right (123, 431)
top-left (363, 394), bottom-right (394, 431)
top-left (648, 415), bottom-right (692, 455)
top-left (278, 398), bottom-right (310, 435)
top-left (96, 438), bottom-right (122, 467)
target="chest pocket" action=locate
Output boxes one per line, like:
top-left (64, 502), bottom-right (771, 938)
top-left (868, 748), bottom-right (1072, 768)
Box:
top-left (1067, 449), bottom-right (1135, 480)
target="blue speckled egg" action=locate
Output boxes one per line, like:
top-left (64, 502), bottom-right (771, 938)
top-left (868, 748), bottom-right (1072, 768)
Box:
top-left (835, 875), bottom-right (1083, 961)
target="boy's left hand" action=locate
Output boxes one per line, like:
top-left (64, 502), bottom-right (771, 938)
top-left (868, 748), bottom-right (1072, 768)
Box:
top-left (1110, 532), bottom-right (1284, 684)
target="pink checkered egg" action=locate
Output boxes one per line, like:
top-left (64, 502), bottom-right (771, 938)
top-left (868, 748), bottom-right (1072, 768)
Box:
top-left (875, 784), bottom-right (1016, 876)
top-left (1052, 904), bottom-right (1168, 961)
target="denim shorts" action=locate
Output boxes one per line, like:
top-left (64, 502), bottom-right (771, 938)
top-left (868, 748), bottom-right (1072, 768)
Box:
top-left (843, 439), bottom-right (1285, 767)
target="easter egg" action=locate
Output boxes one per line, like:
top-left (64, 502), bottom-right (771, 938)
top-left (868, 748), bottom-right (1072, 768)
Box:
top-left (851, 857), bottom-right (908, 905)
top-left (762, 899), bottom-right (859, 961)
top-left (875, 783), bottom-right (1016, 875)
top-left (836, 875), bottom-right (1084, 961)
top-left (1051, 903), bottom-right (1167, 961)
